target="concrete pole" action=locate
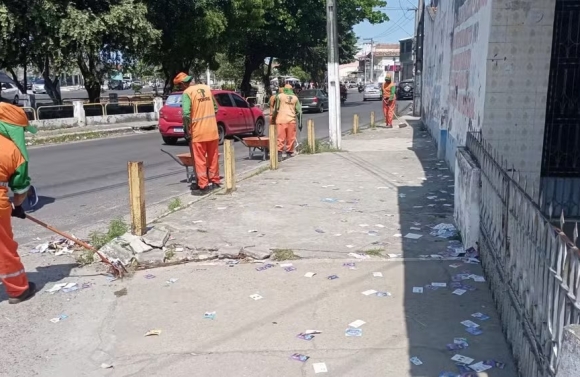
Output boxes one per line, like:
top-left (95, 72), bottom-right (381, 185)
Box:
top-left (327, 0), bottom-right (341, 149)
top-left (206, 67), bottom-right (211, 86)
top-left (370, 39), bottom-right (374, 83)
top-left (556, 325), bottom-right (580, 377)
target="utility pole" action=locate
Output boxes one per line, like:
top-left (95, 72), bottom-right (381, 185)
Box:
top-left (206, 67), bottom-right (211, 87)
top-left (327, 0), bottom-right (341, 149)
top-left (413, 0), bottom-right (425, 116)
top-left (363, 38), bottom-right (374, 83)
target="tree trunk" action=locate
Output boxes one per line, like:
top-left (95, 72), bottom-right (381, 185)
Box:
top-left (261, 57), bottom-right (274, 97)
top-left (77, 55), bottom-right (102, 103)
top-left (37, 57), bottom-right (62, 105)
top-left (240, 54), bottom-right (263, 98)
top-left (85, 81), bottom-right (101, 103)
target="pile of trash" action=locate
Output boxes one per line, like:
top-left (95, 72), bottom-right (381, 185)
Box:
top-left (31, 237), bottom-right (80, 256)
top-left (430, 223), bottom-right (459, 239)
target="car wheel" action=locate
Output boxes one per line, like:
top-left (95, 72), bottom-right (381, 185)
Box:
top-left (218, 123), bottom-right (226, 145)
top-left (162, 136), bottom-right (178, 145)
top-left (318, 104), bottom-right (324, 113)
top-left (12, 95), bottom-right (19, 105)
top-left (253, 118), bottom-right (265, 136)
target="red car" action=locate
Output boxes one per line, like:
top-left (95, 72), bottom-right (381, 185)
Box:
top-left (158, 90), bottom-right (266, 145)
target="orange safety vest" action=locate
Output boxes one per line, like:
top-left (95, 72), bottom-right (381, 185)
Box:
top-left (276, 93), bottom-right (298, 124)
top-left (382, 82), bottom-right (395, 100)
top-left (0, 137), bottom-right (25, 213)
top-left (183, 84), bottom-right (218, 142)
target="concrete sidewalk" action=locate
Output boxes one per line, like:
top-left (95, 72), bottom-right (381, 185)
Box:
top-left (0, 117), bottom-right (515, 377)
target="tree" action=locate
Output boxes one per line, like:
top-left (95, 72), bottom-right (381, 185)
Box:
top-left (61, 0), bottom-right (160, 102)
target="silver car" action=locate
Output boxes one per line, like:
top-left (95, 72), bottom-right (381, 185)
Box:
top-left (32, 79), bottom-right (46, 94)
top-left (363, 84), bottom-right (381, 101)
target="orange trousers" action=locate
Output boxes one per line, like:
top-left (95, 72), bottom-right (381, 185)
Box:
top-left (383, 99), bottom-right (396, 125)
top-left (0, 210), bottom-right (28, 298)
top-left (192, 140), bottom-right (220, 189)
top-left (277, 122), bottom-right (297, 153)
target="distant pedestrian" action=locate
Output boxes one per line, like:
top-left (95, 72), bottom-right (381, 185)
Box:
top-left (173, 72), bottom-right (221, 195)
top-left (273, 84), bottom-right (302, 159)
top-left (381, 75), bottom-right (396, 128)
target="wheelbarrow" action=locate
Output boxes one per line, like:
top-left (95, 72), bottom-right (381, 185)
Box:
top-left (161, 149), bottom-right (224, 184)
top-left (234, 135), bottom-right (270, 160)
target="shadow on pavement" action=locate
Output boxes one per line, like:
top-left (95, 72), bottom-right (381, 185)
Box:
top-left (0, 262), bottom-right (77, 304)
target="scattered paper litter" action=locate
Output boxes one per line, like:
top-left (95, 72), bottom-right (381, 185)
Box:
top-left (217, 207), bottom-right (227, 210)
top-left (362, 290), bottom-right (378, 296)
top-left (304, 272), bottom-right (316, 278)
top-left (413, 205), bottom-right (423, 208)
top-left (204, 311), bottom-right (216, 320)
top-left (449, 263), bottom-right (462, 268)
top-left (313, 363), bottom-right (328, 373)
top-left (432, 282), bottom-right (447, 287)
top-left (49, 314), bottom-right (68, 323)
top-left (274, 204), bottom-right (283, 208)
top-left (376, 186), bottom-right (389, 189)
top-left (100, 363), bottom-right (113, 369)
top-left (460, 320), bottom-right (480, 328)
top-left (166, 278), bottom-right (178, 284)
top-left (248, 229), bottom-right (258, 233)
top-left (409, 357), bottom-right (423, 366)
top-left (359, 224), bottom-right (369, 227)
top-left (430, 223), bottom-right (458, 238)
top-left (413, 287), bottom-right (424, 293)
top-left (392, 234), bottom-right (402, 238)
top-left (144, 329), bottom-right (162, 336)
top-left (427, 196), bottom-right (437, 200)
top-left (345, 245), bottom-right (355, 248)
top-left (303, 330), bottom-right (322, 335)
top-left (469, 361), bottom-right (492, 372)
top-left (388, 253), bottom-right (402, 258)
top-left (404, 233), bottom-right (423, 239)
top-left (280, 263), bottom-right (293, 268)
top-left (374, 224), bottom-right (385, 228)
top-left (466, 326), bottom-right (483, 335)
top-left (471, 275), bottom-right (486, 282)
top-left (250, 294), bottom-right (263, 300)
top-left (452, 289), bottom-right (467, 296)
top-left (290, 353), bottom-right (309, 362)
top-left (451, 354), bottom-right (474, 364)
top-left (373, 272), bottom-right (383, 277)
top-left (348, 252), bottom-right (369, 259)
top-left (471, 312), bottom-right (490, 320)
top-left (345, 328), bottom-right (362, 337)
top-left (192, 220), bottom-right (203, 223)
top-left (348, 320), bottom-right (366, 328)
top-left (410, 227), bottom-right (421, 230)
top-left (46, 283), bottom-right (68, 294)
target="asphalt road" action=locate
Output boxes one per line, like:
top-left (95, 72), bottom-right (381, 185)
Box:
top-left (16, 91), bottom-right (407, 246)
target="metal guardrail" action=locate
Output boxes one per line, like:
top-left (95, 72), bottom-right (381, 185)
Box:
top-left (466, 131), bottom-right (580, 377)
top-left (37, 105), bottom-right (74, 120)
top-left (82, 103), bottom-right (105, 117)
top-left (22, 107), bottom-right (37, 121)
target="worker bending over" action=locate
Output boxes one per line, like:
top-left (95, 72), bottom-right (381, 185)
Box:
top-left (0, 102), bottom-right (36, 304)
top-left (273, 84), bottom-right (302, 159)
top-left (381, 76), bottom-right (396, 128)
top-left (174, 72), bottom-right (221, 195)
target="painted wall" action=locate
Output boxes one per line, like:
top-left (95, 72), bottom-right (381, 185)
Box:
top-left (421, 0), bottom-right (493, 168)
top-left (482, 0), bottom-right (556, 200)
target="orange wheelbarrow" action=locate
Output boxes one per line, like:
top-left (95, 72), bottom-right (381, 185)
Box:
top-left (235, 135), bottom-right (270, 160)
top-left (161, 149), bottom-right (223, 184)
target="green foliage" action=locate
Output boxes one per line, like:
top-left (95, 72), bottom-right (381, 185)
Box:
top-left (89, 218), bottom-right (129, 249)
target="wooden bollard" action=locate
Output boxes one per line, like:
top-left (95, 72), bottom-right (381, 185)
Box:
top-left (224, 139), bottom-right (236, 193)
top-left (370, 111), bottom-right (375, 127)
top-left (269, 123), bottom-right (278, 169)
top-left (128, 161), bottom-right (146, 236)
top-left (353, 114), bottom-right (359, 134)
top-left (307, 119), bottom-right (315, 153)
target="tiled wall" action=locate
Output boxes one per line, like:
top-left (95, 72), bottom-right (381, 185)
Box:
top-left (482, 0), bottom-right (556, 198)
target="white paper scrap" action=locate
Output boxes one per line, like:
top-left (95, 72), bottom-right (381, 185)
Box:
top-left (373, 272), bottom-right (383, 277)
top-left (451, 354), bottom-right (474, 364)
top-left (388, 253), bottom-right (402, 258)
top-left (374, 224), bottom-right (385, 228)
top-left (359, 224), bottom-right (369, 227)
top-left (392, 234), bottom-right (402, 238)
top-left (460, 320), bottom-right (480, 328)
top-left (413, 287), bottom-right (424, 293)
top-left (452, 289), bottom-right (467, 296)
top-left (304, 272), bottom-right (316, 278)
top-left (249, 294), bottom-right (263, 301)
top-left (409, 357), bottom-right (423, 366)
top-left (346, 245), bottom-right (355, 248)
top-left (47, 283), bottom-right (67, 294)
top-left (431, 282), bottom-right (447, 287)
top-left (469, 361), bottom-right (492, 372)
top-left (280, 263), bottom-right (293, 268)
top-left (348, 320), bottom-right (366, 328)
top-left (404, 233), bottom-right (423, 239)
top-left (410, 227), bottom-right (421, 230)
top-left (362, 290), bottom-right (378, 296)
top-left (313, 363), bottom-right (328, 373)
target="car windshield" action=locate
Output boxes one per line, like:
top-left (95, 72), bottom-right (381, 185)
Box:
top-left (35, 79), bottom-right (44, 84)
top-left (165, 94), bottom-right (182, 106)
top-left (365, 84), bottom-right (378, 89)
top-left (299, 90), bottom-right (317, 96)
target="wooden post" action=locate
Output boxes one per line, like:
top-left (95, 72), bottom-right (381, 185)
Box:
top-left (307, 119), bottom-right (315, 153)
top-left (128, 161), bottom-right (146, 236)
top-left (224, 139), bottom-right (236, 193)
top-left (353, 114), bottom-right (359, 134)
top-left (269, 123), bottom-right (278, 169)
top-left (370, 111), bottom-right (375, 127)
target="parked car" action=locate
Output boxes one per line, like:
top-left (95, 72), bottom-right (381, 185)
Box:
top-left (362, 83), bottom-right (381, 101)
top-left (32, 79), bottom-right (46, 94)
top-left (158, 90), bottom-right (266, 145)
top-left (347, 81), bottom-right (358, 88)
top-left (298, 89), bottom-right (328, 113)
top-left (397, 78), bottom-right (414, 100)
top-left (0, 82), bottom-right (23, 104)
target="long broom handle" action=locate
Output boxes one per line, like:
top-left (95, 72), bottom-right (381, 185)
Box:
top-left (26, 214), bottom-right (110, 264)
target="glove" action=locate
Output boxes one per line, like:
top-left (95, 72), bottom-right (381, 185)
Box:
top-left (182, 117), bottom-right (191, 141)
top-left (11, 204), bottom-right (26, 219)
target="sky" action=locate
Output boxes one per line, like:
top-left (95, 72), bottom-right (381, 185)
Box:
top-left (353, 2), bottom-right (417, 44)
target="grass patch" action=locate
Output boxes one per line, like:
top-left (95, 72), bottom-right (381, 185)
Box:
top-left (76, 250), bottom-right (95, 266)
top-left (297, 139), bottom-right (342, 154)
top-left (88, 218), bottom-right (129, 249)
top-left (168, 197), bottom-right (182, 212)
top-left (363, 248), bottom-right (384, 256)
top-left (165, 247), bottom-right (175, 260)
top-left (271, 248), bottom-right (300, 261)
